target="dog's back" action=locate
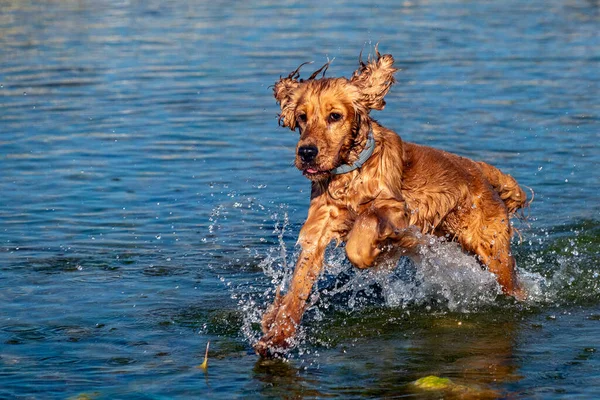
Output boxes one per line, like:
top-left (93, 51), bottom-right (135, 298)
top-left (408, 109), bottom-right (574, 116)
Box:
top-left (394, 140), bottom-right (528, 238)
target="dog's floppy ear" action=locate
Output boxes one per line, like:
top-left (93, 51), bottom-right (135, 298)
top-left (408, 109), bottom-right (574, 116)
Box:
top-left (274, 61), bottom-right (332, 129)
top-left (273, 79), bottom-right (300, 130)
top-left (273, 62), bottom-right (311, 130)
top-left (350, 47), bottom-right (397, 111)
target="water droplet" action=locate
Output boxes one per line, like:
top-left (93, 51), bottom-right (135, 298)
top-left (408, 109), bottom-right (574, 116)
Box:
top-left (155, 235), bottom-right (161, 240)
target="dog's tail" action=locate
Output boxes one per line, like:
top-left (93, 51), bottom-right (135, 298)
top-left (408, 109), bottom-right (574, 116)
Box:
top-left (476, 161), bottom-right (530, 218)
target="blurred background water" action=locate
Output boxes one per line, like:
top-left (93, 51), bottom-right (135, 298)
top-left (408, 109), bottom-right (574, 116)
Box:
top-left (1, 0), bottom-right (599, 398)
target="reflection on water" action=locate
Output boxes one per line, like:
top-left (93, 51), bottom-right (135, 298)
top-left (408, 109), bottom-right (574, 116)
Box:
top-left (248, 311), bottom-right (520, 398)
top-left (1, 0), bottom-right (599, 399)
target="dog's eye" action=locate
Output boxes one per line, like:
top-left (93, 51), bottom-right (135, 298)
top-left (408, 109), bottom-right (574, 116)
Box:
top-left (297, 114), bottom-right (307, 123)
top-left (329, 112), bottom-right (342, 122)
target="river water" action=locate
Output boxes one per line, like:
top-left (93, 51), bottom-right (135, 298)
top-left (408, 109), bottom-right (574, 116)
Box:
top-left (1, 1), bottom-right (599, 398)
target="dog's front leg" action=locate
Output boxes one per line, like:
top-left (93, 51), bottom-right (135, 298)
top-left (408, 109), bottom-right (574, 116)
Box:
top-left (345, 203), bottom-right (423, 269)
top-left (255, 202), bottom-right (341, 357)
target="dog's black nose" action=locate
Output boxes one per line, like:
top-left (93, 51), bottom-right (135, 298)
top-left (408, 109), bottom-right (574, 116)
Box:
top-left (298, 145), bottom-right (318, 162)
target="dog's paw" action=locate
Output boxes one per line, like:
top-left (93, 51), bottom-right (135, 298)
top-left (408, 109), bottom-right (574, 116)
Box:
top-left (254, 337), bottom-right (287, 358)
top-left (511, 286), bottom-right (528, 301)
top-left (253, 334), bottom-right (291, 358)
top-left (254, 314), bottom-right (298, 358)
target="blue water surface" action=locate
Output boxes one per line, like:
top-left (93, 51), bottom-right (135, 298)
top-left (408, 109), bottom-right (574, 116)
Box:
top-left (1, 1), bottom-right (599, 399)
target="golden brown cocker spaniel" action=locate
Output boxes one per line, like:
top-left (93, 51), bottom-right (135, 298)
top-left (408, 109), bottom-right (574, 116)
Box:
top-left (255, 49), bottom-right (528, 357)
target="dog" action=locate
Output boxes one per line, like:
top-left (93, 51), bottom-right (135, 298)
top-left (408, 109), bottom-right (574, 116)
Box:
top-left (254, 48), bottom-right (528, 357)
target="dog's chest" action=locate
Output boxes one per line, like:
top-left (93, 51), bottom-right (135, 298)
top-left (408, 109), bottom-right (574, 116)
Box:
top-left (327, 175), bottom-right (383, 211)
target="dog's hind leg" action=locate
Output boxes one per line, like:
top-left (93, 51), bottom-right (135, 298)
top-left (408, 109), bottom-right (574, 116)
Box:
top-left (477, 241), bottom-right (524, 299)
top-left (469, 232), bottom-right (525, 300)
top-left (457, 196), bottom-right (525, 299)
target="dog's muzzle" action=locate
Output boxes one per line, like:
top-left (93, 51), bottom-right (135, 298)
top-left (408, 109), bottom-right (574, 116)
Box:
top-left (298, 145), bottom-right (318, 163)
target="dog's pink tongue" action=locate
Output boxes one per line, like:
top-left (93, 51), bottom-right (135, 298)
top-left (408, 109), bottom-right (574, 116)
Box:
top-left (306, 168), bottom-right (318, 174)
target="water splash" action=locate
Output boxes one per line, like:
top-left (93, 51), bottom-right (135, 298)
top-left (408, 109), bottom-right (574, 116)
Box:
top-left (237, 234), bottom-right (508, 355)
top-left (217, 202), bottom-right (599, 356)
top-left (518, 221), bottom-right (600, 306)
top-left (386, 238), bottom-right (502, 311)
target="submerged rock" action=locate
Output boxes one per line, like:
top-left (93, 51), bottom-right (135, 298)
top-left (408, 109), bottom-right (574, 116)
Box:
top-left (413, 375), bottom-right (501, 399)
top-left (413, 375), bottom-right (453, 390)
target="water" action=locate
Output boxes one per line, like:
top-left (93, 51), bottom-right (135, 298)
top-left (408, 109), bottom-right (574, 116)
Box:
top-left (1, 0), bottom-right (599, 398)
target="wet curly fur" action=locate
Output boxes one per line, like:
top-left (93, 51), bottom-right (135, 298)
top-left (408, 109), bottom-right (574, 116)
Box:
top-left (255, 48), bottom-right (528, 357)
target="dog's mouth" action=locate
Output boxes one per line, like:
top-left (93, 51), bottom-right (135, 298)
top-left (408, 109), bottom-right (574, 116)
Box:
top-left (302, 166), bottom-right (330, 180)
top-left (298, 156), bottom-right (345, 180)
top-left (296, 152), bottom-right (342, 181)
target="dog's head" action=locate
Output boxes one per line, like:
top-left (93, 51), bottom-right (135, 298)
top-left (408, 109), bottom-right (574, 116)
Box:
top-left (274, 49), bottom-right (397, 181)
